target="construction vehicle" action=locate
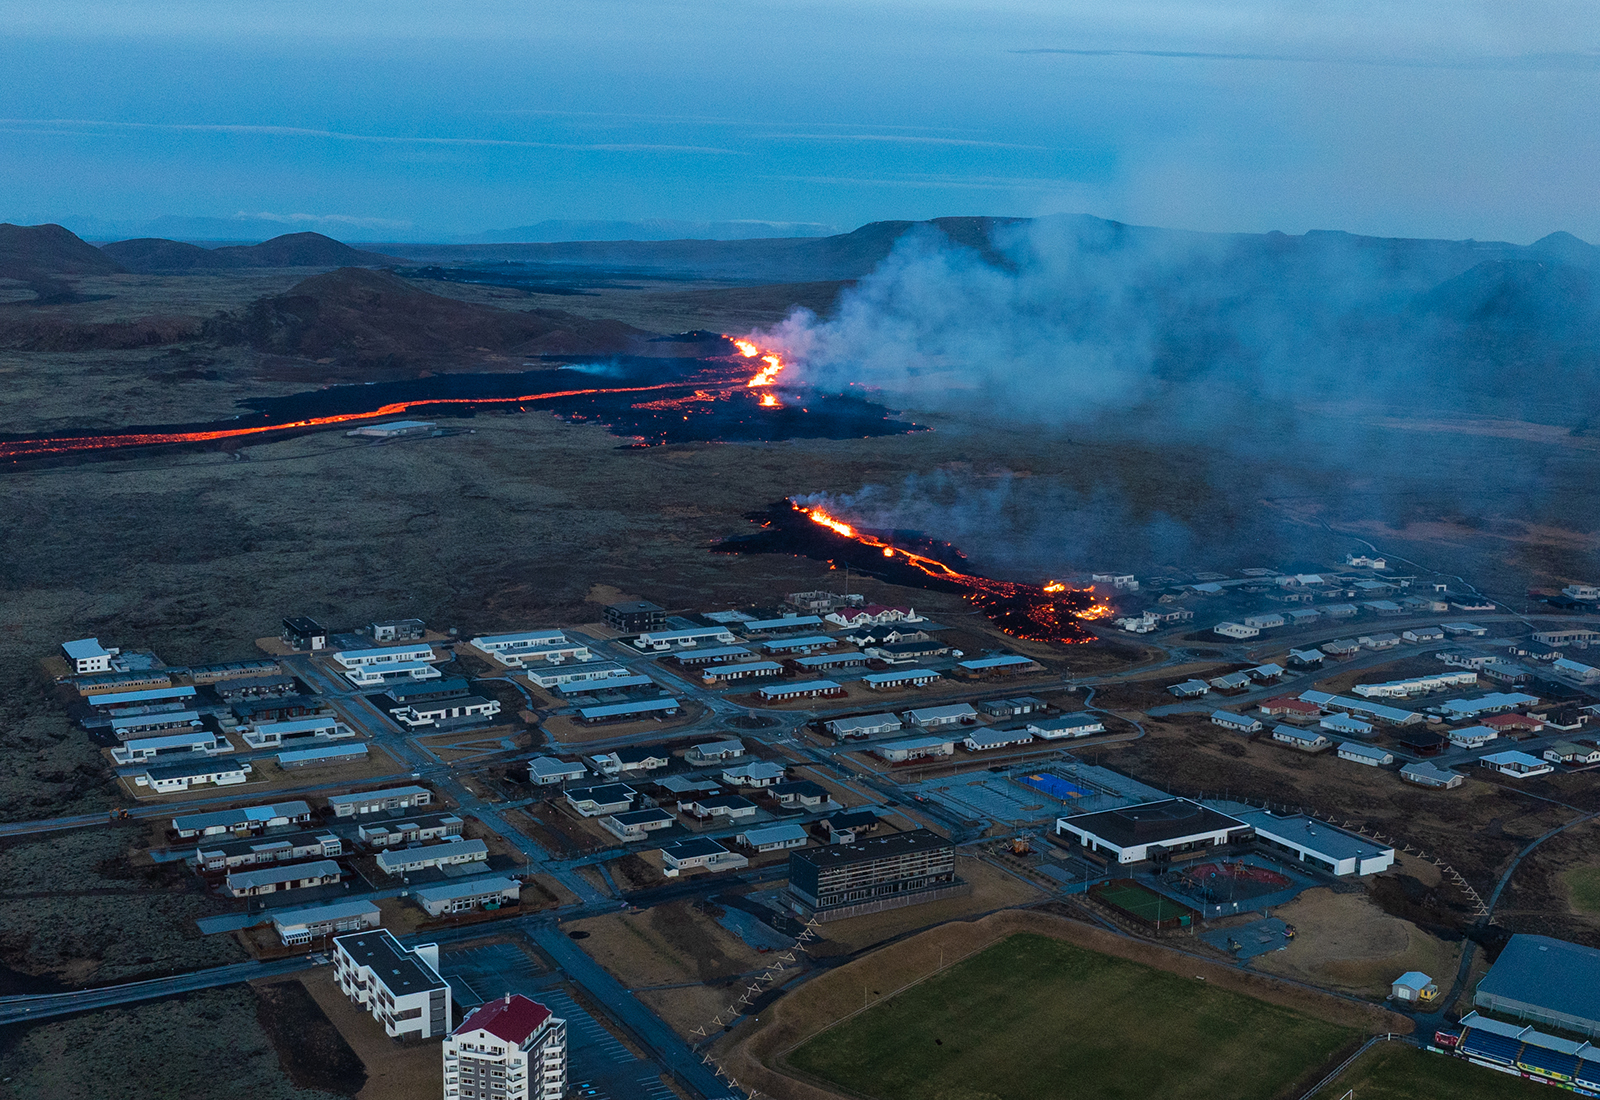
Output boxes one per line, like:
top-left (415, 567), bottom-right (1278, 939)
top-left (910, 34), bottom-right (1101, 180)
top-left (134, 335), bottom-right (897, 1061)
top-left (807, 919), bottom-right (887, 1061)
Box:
top-left (108, 808), bottom-right (131, 822)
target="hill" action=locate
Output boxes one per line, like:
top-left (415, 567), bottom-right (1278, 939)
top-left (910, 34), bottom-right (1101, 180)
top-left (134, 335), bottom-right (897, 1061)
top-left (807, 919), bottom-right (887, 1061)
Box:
top-left (100, 232), bottom-right (396, 273)
top-left (203, 267), bottom-right (650, 367)
top-left (0, 223), bottom-right (125, 297)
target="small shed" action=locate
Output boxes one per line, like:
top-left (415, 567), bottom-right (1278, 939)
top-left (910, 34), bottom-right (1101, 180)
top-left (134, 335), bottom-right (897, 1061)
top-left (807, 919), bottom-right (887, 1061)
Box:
top-left (1391, 971), bottom-right (1439, 1004)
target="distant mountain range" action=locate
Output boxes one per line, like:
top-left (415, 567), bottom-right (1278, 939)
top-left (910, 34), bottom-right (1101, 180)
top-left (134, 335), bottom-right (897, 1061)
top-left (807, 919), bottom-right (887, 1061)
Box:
top-left (475, 219), bottom-right (839, 242)
top-left (100, 232), bottom-right (396, 273)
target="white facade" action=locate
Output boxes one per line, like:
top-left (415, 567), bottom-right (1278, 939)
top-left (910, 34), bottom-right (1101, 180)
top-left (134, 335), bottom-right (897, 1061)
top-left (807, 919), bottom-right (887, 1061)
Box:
top-left (1028, 715), bottom-right (1106, 739)
top-left (1447, 725), bottom-right (1499, 750)
top-left (328, 785), bottom-right (433, 817)
top-left (1352, 671), bottom-right (1478, 698)
top-left (1235, 809), bottom-right (1395, 876)
top-left (225, 859), bottom-right (341, 897)
top-left (445, 995), bottom-right (567, 1100)
top-left (633, 627), bottom-right (737, 649)
top-left (375, 838), bottom-right (489, 875)
top-left (526, 756), bottom-right (587, 785)
top-left (736, 823), bottom-right (810, 851)
top-left (110, 728), bottom-right (226, 764)
top-left (270, 899), bottom-right (380, 946)
top-left (473, 631), bottom-right (591, 668)
top-left (1213, 622), bottom-right (1259, 639)
top-left (394, 697), bottom-right (502, 729)
top-left (334, 930), bottom-right (451, 1040)
top-left (1337, 742), bottom-right (1394, 766)
top-left (524, 662), bottom-right (628, 689)
top-left (334, 643), bottom-right (436, 669)
top-left (827, 713), bottom-right (902, 739)
top-left (721, 761), bottom-right (787, 786)
top-left (962, 728), bottom-right (1035, 752)
top-left (343, 660), bottom-right (442, 687)
top-left (62, 637), bottom-right (117, 674)
top-left (904, 703), bottom-right (978, 728)
top-left (414, 876), bottom-right (521, 916)
top-left (1481, 751), bottom-right (1555, 778)
top-left (873, 735), bottom-right (955, 762)
top-left (241, 716), bottom-right (350, 748)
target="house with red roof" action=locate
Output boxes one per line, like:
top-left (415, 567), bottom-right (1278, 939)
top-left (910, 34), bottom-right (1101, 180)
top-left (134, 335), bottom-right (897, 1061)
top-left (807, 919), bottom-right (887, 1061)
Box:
top-left (1259, 696), bottom-right (1321, 719)
top-left (444, 993), bottom-right (567, 1100)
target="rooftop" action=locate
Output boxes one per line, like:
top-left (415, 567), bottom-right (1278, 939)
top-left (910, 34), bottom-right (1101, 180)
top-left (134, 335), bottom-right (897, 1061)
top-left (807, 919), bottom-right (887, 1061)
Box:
top-left (790, 828), bottom-right (950, 868)
top-left (1233, 809), bottom-right (1390, 861)
top-left (413, 876), bottom-right (522, 904)
top-left (455, 993), bottom-right (554, 1045)
top-left (661, 837), bottom-right (729, 859)
top-left (1478, 934), bottom-right (1600, 1026)
top-left (269, 899), bottom-right (380, 928)
top-left (1061, 799), bottom-right (1246, 849)
top-left (335, 929), bottom-right (447, 995)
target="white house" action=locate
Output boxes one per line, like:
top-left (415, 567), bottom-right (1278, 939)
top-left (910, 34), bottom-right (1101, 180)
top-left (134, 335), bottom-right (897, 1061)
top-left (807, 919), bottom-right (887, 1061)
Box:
top-left (827, 713), bottom-right (903, 740)
top-left (1210, 711), bottom-right (1263, 733)
top-left (171, 800), bottom-right (313, 838)
top-left (862, 669), bottom-right (940, 690)
top-left (1242, 613), bottom-right (1286, 630)
top-left (1391, 972), bottom-right (1439, 1005)
top-left (961, 728), bottom-right (1035, 752)
top-left (678, 794), bottom-right (758, 821)
top-left (225, 859), bottom-right (341, 897)
top-left (1213, 622), bottom-right (1259, 639)
top-left (392, 696), bottom-right (500, 729)
top-left (471, 630), bottom-right (590, 668)
top-left (62, 637), bottom-right (118, 674)
top-left (1271, 725), bottom-right (1330, 751)
top-left (524, 662), bottom-right (630, 690)
top-left (598, 808), bottom-right (676, 842)
top-left (1446, 725), bottom-right (1499, 750)
top-left (634, 627), bottom-right (737, 650)
top-left (414, 876), bottom-right (522, 918)
top-left (527, 756), bottom-right (588, 785)
top-left (736, 823), bottom-right (810, 852)
top-left (873, 735), bottom-right (955, 763)
top-left (1545, 741), bottom-right (1600, 765)
top-left (444, 994), bottom-right (567, 1100)
top-left (1028, 715), bottom-right (1106, 739)
top-left (1235, 809), bottom-right (1395, 876)
top-left (1554, 658), bottom-right (1600, 684)
top-left (1337, 742), bottom-right (1394, 767)
top-left (334, 929), bottom-right (451, 1039)
top-left (333, 643), bottom-right (436, 671)
top-left (903, 703), bottom-right (978, 728)
top-left (374, 838), bottom-right (489, 875)
top-left (269, 899), bottom-right (380, 946)
top-left (1400, 761), bottom-right (1465, 789)
top-left (327, 785), bottom-right (433, 817)
top-left (1480, 751), bottom-right (1555, 778)
top-left (1321, 713), bottom-right (1375, 737)
top-left (563, 784), bottom-right (635, 817)
top-left (659, 837), bottom-right (749, 871)
top-left (241, 716), bottom-right (351, 749)
top-left (133, 758), bottom-right (252, 793)
top-left (684, 739), bottom-right (746, 765)
top-left (110, 728), bottom-right (228, 765)
top-left (720, 760), bottom-right (787, 787)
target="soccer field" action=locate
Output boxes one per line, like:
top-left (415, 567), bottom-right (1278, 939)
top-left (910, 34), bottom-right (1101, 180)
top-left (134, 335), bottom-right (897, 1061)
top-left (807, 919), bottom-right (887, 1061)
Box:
top-left (1313, 1042), bottom-right (1555, 1099)
top-left (787, 933), bottom-right (1359, 1100)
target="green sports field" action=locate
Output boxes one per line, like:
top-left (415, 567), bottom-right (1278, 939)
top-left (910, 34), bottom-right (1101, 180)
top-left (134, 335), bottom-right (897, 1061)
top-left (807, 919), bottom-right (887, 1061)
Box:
top-left (787, 934), bottom-right (1358, 1100)
top-left (1313, 1042), bottom-right (1556, 1099)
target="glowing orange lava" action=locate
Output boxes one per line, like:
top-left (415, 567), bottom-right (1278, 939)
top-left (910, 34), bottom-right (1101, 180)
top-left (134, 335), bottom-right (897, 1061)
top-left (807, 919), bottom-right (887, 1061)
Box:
top-left (797, 504), bottom-right (1112, 641)
top-left (727, 335), bottom-right (786, 388)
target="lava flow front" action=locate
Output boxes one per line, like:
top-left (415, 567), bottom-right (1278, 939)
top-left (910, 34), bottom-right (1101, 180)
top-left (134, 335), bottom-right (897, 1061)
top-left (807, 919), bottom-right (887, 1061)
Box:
top-left (716, 500), bottom-right (1112, 643)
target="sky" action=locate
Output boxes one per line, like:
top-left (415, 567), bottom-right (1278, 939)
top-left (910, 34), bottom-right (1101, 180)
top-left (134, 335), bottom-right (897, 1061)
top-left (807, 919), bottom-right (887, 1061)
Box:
top-left (2, 0), bottom-right (1598, 242)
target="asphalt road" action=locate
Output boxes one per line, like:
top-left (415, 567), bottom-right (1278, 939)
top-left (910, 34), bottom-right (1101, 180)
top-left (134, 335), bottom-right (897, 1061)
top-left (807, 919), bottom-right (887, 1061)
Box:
top-left (0, 957), bottom-right (314, 1026)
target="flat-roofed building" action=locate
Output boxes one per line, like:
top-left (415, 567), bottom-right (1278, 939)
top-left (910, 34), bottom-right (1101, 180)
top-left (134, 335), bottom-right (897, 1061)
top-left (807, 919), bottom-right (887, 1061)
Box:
top-left (757, 679), bottom-right (845, 702)
top-left (226, 859), bottom-right (342, 897)
top-left (342, 660), bottom-right (441, 688)
top-left (333, 643), bottom-right (435, 670)
top-left (189, 659), bottom-right (282, 686)
top-left (979, 697), bottom-right (1046, 719)
top-left (392, 696), bottom-right (501, 729)
top-left (633, 627), bottom-right (737, 650)
top-left (171, 800), bottom-right (312, 838)
top-left (414, 876), bottom-right (521, 917)
top-left (196, 829), bottom-right (342, 872)
top-left (1057, 800), bottom-right (1249, 865)
top-left (673, 645), bottom-right (752, 666)
top-left (904, 703), bottom-right (978, 728)
top-left (133, 758), bottom-right (251, 793)
top-left (327, 785), bottom-right (433, 818)
top-left (1299, 691), bottom-right (1423, 726)
top-left (740, 615), bottom-right (824, 634)
top-left (598, 808), bottom-right (676, 842)
top-left (70, 669), bottom-right (173, 696)
top-left (759, 635), bottom-right (837, 656)
top-left (792, 651), bottom-right (869, 672)
top-left (375, 838), bottom-right (489, 875)
top-left (1352, 670), bottom-right (1479, 698)
top-left (1533, 627), bottom-right (1600, 647)
top-left (357, 813), bottom-right (464, 848)
top-left (523, 662), bottom-right (630, 690)
top-left (371, 618), bottom-right (427, 643)
top-left (558, 674), bottom-right (657, 697)
top-left (1235, 809), bottom-right (1394, 875)
top-left (111, 710), bottom-right (203, 742)
top-left (953, 655), bottom-right (1042, 678)
top-left (468, 630), bottom-right (576, 666)
top-left (1213, 622), bottom-right (1260, 640)
top-left (873, 734), bottom-right (955, 763)
top-left (111, 728), bottom-right (227, 765)
top-left (862, 669), bottom-right (939, 691)
top-left (87, 685), bottom-right (196, 712)
top-left (866, 639), bottom-right (951, 663)
top-left (604, 600), bottom-right (665, 634)
top-left (679, 794), bottom-right (758, 821)
top-left (241, 716), bottom-right (350, 749)
top-left (333, 929), bottom-right (451, 1039)
top-left (787, 829), bottom-right (963, 921)
top-left (701, 661), bottom-right (785, 684)
top-left (270, 899), bottom-right (380, 946)
top-left (444, 992), bottom-right (567, 1100)
top-left (827, 713), bottom-right (902, 740)
top-left (575, 698), bottom-right (681, 724)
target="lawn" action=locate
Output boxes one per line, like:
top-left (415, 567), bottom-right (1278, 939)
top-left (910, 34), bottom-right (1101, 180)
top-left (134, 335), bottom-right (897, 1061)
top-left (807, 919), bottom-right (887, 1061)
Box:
top-left (787, 933), bottom-right (1359, 1100)
top-left (1564, 866), bottom-right (1600, 913)
top-left (1312, 1042), bottom-right (1554, 1099)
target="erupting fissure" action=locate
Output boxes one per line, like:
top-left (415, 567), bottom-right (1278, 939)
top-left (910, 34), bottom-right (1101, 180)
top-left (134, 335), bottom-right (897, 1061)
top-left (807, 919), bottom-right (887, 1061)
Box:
top-left (716, 500), bottom-right (1113, 644)
top-left (731, 336), bottom-right (787, 400)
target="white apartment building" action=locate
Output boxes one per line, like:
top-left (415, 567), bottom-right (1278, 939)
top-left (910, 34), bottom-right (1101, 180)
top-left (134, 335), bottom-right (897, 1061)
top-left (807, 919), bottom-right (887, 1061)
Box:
top-left (444, 993), bottom-right (567, 1100)
top-left (334, 643), bottom-right (437, 669)
top-left (470, 631), bottom-right (591, 668)
top-left (62, 637), bottom-right (118, 674)
top-left (333, 929), bottom-right (452, 1039)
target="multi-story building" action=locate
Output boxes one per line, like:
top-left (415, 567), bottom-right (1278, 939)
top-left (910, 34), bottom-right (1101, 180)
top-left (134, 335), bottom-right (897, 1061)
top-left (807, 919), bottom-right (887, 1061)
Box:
top-left (787, 829), bottom-right (965, 921)
top-left (444, 993), bottom-right (567, 1100)
top-left (603, 600), bottom-right (666, 634)
top-left (332, 929), bottom-right (451, 1039)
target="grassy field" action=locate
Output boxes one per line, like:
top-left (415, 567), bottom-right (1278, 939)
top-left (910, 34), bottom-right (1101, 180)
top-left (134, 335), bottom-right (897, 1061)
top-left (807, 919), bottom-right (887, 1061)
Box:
top-left (787, 933), bottom-right (1358, 1100)
top-left (1312, 1042), bottom-right (1553, 1099)
top-left (1564, 866), bottom-right (1600, 913)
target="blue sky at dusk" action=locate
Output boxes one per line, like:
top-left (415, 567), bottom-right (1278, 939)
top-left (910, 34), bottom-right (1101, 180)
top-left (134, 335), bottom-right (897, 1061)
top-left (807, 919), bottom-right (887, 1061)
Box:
top-left (2, 0), bottom-right (1597, 241)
